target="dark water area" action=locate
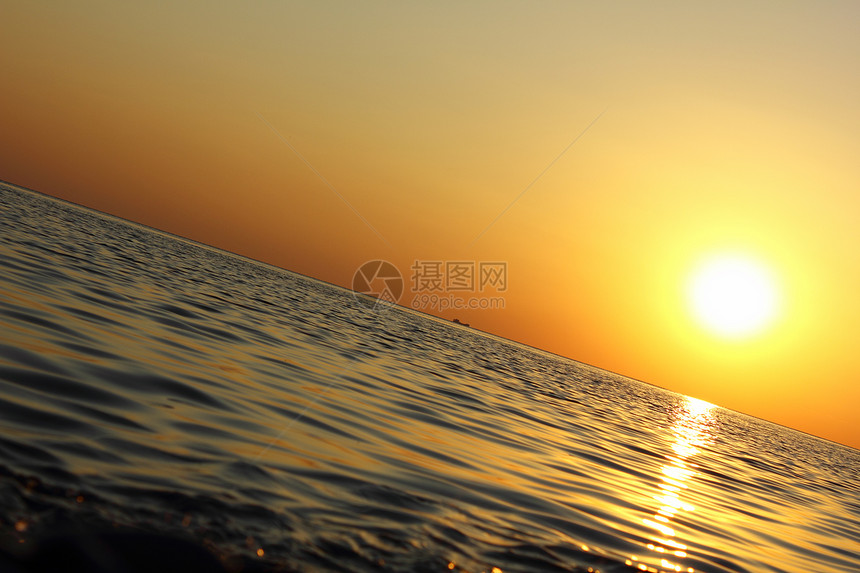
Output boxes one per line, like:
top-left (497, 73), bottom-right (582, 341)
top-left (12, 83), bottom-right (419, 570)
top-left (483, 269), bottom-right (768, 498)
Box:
top-left (1, 181), bottom-right (858, 572)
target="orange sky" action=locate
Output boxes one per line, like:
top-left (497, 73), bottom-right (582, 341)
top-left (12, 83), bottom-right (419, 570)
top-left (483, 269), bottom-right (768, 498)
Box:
top-left (2, 2), bottom-right (858, 448)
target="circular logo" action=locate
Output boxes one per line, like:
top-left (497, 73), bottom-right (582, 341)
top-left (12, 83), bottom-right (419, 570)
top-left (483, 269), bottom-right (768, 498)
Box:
top-left (352, 260), bottom-right (404, 310)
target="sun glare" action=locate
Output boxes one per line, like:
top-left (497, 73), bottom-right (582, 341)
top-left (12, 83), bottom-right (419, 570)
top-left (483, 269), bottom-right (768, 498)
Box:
top-left (686, 254), bottom-right (780, 339)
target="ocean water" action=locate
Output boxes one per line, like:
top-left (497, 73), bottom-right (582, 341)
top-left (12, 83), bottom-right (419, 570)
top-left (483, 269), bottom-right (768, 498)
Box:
top-left (0, 181), bottom-right (858, 573)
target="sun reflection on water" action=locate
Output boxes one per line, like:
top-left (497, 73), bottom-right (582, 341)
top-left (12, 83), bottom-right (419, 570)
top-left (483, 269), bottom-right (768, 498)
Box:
top-left (629, 396), bottom-right (715, 573)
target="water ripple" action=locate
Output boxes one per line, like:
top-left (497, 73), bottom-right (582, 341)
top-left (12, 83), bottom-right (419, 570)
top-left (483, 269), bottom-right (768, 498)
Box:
top-left (1, 182), bottom-right (859, 572)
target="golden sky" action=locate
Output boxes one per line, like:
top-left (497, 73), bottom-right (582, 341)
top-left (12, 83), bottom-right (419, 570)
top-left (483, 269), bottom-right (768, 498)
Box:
top-left (2, 2), bottom-right (858, 448)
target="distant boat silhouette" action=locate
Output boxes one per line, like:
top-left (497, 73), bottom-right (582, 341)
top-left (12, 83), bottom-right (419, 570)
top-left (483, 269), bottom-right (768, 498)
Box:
top-left (452, 318), bottom-right (470, 327)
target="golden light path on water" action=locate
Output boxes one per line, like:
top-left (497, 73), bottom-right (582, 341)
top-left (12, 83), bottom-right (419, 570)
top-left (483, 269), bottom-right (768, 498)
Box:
top-left (627, 397), bottom-right (715, 573)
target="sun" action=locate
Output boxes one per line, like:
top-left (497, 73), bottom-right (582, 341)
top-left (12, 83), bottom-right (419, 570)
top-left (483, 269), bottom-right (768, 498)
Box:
top-left (686, 253), bottom-right (781, 339)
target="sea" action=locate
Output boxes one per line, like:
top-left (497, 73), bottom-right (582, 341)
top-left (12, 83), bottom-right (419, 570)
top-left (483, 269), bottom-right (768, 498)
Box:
top-left (0, 181), bottom-right (858, 573)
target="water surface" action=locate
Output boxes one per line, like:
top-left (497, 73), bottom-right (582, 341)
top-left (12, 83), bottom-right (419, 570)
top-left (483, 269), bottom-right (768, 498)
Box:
top-left (1, 182), bottom-right (858, 572)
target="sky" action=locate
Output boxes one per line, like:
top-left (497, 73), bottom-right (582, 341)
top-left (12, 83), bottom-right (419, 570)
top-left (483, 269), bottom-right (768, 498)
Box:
top-left (2, 2), bottom-right (858, 448)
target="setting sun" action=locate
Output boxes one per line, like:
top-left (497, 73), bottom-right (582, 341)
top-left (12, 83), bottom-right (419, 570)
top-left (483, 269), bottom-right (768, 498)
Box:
top-left (687, 254), bottom-right (781, 339)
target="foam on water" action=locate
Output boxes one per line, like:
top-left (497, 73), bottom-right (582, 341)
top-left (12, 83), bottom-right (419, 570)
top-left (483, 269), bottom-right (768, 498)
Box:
top-left (1, 182), bottom-right (859, 572)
